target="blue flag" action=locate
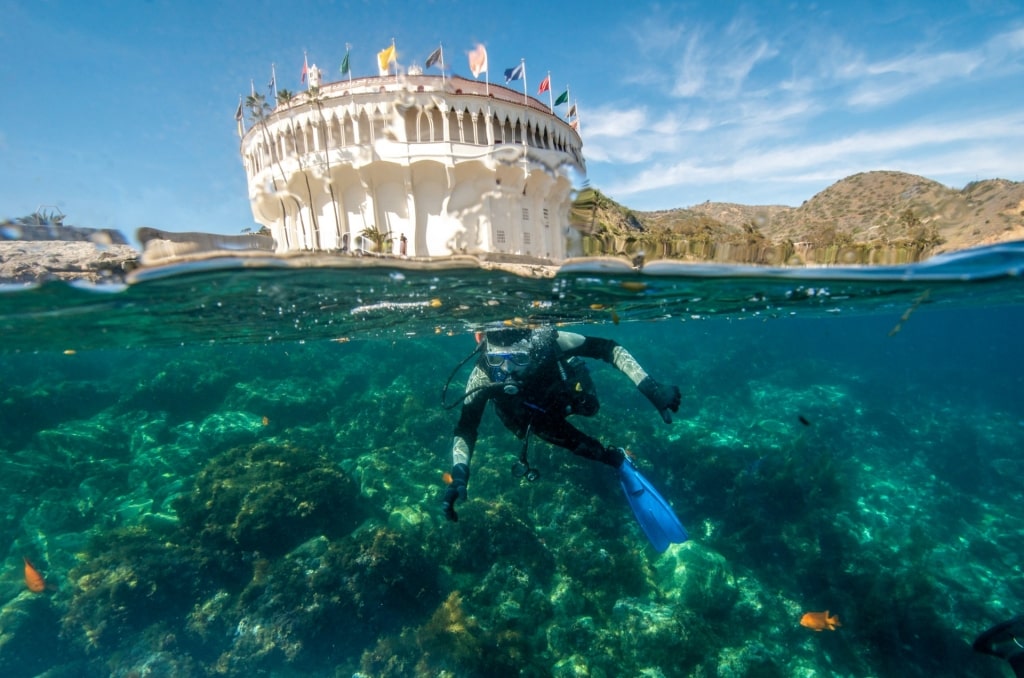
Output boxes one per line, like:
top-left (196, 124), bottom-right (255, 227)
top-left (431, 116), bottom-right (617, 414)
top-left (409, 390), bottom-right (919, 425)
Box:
top-left (504, 63), bottom-right (524, 83)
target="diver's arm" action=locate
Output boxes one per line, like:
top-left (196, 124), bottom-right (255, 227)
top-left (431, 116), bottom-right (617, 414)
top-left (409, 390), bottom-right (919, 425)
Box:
top-left (557, 331), bottom-right (681, 423)
top-left (451, 364), bottom-right (490, 466)
top-left (556, 332), bottom-right (649, 385)
top-left (443, 364), bottom-right (490, 521)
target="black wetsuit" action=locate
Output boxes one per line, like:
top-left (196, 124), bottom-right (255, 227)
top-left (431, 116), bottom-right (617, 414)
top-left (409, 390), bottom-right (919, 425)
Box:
top-left (450, 332), bottom-right (654, 471)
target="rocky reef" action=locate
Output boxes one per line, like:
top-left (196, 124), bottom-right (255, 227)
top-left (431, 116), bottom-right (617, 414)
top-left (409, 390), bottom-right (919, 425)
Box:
top-left (0, 318), bottom-right (1021, 676)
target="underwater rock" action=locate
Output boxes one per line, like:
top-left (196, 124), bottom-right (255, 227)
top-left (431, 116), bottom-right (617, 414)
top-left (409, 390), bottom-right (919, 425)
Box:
top-left (61, 527), bottom-right (201, 653)
top-left (654, 541), bottom-right (738, 618)
top-left (131, 358), bottom-right (242, 423)
top-left (546, 614), bottom-right (599, 661)
top-left (173, 441), bottom-right (369, 580)
top-left (442, 499), bottom-right (555, 577)
top-left (215, 526), bottom-right (443, 674)
top-left (0, 592), bottom-right (73, 676)
top-left (34, 416), bottom-right (131, 466)
top-left (713, 641), bottom-right (786, 678)
top-left (222, 377), bottom-right (337, 427)
top-left (548, 573), bottom-right (588, 618)
top-left (0, 376), bottom-right (121, 452)
top-left (552, 653), bottom-right (594, 677)
top-left (610, 597), bottom-right (687, 669)
top-left (194, 410), bottom-right (264, 448)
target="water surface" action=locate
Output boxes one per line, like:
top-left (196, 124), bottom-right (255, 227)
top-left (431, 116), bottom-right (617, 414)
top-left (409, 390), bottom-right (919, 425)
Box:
top-left (1, 244), bottom-right (1022, 677)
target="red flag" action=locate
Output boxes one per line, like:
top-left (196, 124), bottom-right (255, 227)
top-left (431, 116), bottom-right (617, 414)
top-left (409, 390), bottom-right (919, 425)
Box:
top-left (301, 55), bottom-right (309, 83)
top-left (537, 75), bottom-right (550, 94)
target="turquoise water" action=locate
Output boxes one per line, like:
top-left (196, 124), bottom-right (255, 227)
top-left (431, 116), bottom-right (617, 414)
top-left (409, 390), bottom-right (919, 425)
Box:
top-left (1, 244), bottom-right (1023, 677)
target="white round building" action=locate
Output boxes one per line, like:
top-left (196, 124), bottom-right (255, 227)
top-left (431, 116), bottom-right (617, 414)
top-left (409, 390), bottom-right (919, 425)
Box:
top-left (239, 68), bottom-right (585, 261)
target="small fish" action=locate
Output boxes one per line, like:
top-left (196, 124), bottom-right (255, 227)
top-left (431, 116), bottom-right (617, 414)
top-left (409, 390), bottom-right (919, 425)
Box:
top-left (800, 610), bottom-right (841, 632)
top-left (442, 472), bottom-right (453, 485)
top-left (798, 415), bottom-right (811, 426)
top-left (23, 557), bottom-right (46, 593)
top-left (261, 416), bottom-right (270, 426)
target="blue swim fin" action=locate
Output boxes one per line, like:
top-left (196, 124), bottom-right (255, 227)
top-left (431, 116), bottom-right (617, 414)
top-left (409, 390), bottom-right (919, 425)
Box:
top-left (619, 458), bottom-right (688, 552)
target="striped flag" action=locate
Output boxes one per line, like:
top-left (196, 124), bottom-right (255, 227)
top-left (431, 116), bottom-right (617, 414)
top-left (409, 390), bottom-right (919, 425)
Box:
top-left (504, 62), bottom-right (524, 83)
top-left (537, 75), bottom-right (550, 94)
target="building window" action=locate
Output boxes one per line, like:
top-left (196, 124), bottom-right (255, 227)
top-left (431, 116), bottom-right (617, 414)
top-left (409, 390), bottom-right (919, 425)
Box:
top-left (543, 208), bottom-right (550, 228)
top-left (496, 230), bottom-right (506, 244)
top-left (522, 208), bottom-right (529, 221)
top-left (523, 232), bottom-right (532, 245)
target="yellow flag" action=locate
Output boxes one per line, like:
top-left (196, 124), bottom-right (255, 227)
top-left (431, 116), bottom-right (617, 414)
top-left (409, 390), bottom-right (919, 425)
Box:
top-left (377, 45), bottom-right (396, 76)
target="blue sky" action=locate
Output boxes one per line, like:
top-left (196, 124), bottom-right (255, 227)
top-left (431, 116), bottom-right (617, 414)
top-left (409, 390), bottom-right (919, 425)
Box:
top-left (2, 0), bottom-right (1022, 240)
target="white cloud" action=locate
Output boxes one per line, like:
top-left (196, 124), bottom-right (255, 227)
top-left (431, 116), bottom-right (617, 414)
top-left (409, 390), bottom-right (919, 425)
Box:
top-left (601, 111), bottom-right (1024, 200)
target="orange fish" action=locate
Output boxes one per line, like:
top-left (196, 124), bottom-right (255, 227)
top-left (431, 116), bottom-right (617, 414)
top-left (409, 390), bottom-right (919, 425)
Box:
top-left (442, 472), bottom-right (453, 485)
top-left (800, 610), bottom-right (841, 632)
top-left (23, 557), bottom-right (46, 593)
top-left (261, 416), bottom-right (269, 426)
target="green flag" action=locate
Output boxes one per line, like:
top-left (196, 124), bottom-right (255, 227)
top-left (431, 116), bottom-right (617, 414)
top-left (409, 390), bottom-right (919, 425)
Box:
top-left (554, 89), bottom-right (569, 106)
top-left (340, 51), bottom-right (350, 75)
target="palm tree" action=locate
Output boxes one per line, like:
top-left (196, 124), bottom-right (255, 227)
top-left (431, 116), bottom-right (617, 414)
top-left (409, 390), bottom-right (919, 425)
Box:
top-left (282, 118), bottom-right (322, 249)
top-left (306, 85), bottom-right (343, 249)
top-left (246, 91), bottom-right (306, 249)
top-left (360, 225), bottom-right (391, 253)
top-left (277, 89), bottom-right (297, 106)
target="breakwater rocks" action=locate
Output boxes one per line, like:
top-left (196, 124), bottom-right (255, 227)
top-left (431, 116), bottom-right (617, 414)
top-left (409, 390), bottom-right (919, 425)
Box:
top-left (0, 241), bottom-right (139, 284)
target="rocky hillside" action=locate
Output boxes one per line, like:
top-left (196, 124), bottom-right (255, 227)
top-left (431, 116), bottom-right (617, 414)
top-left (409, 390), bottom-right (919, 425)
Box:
top-left (576, 171), bottom-right (1024, 264)
top-left (684, 171), bottom-right (1024, 254)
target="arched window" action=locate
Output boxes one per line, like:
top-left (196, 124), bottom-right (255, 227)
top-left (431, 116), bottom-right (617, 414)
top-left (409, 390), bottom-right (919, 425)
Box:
top-left (417, 109), bottom-right (430, 142)
top-left (449, 110), bottom-right (461, 142)
top-left (475, 112), bottom-right (487, 145)
top-left (343, 113), bottom-right (355, 146)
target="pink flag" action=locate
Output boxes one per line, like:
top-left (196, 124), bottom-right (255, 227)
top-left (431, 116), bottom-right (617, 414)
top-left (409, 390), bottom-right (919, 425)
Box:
top-left (469, 44), bottom-right (488, 78)
top-left (537, 75), bottom-right (550, 94)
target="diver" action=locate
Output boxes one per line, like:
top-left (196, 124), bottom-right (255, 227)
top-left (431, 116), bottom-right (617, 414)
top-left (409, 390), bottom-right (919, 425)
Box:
top-left (974, 615), bottom-right (1024, 677)
top-left (440, 326), bottom-right (688, 551)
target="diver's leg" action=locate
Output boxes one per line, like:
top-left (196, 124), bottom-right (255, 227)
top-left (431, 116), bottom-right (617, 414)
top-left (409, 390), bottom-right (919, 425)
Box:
top-left (532, 416), bottom-right (624, 468)
top-left (974, 616), bottom-right (1024, 677)
top-left (1009, 653), bottom-right (1024, 678)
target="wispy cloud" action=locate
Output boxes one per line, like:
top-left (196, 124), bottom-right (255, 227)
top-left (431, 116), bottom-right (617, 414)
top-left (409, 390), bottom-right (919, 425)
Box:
top-left (604, 111), bottom-right (1024, 200)
top-left (588, 11), bottom-right (1024, 208)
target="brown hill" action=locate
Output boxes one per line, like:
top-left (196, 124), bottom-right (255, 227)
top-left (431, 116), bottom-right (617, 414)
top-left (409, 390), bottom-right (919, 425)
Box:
top-left (685, 171), bottom-right (1024, 255)
top-left (576, 171), bottom-right (1023, 264)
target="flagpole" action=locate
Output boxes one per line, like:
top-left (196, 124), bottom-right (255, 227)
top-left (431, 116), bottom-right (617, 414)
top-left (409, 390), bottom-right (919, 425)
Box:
top-left (236, 95), bottom-right (245, 138)
top-left (392, 37), bottom-right (397, 82)
top-left (250, 79), bottom-right (256, 97)
top-left (520, 58), bottom-right (527, 106)
top-left (547, 71), bottom-right (553, 113)
top-left (271, 63), bottom-right (278, 101)
top-left (439, 42), bottom-right (445, 84)
top-left (346, 43), bottom-right (352, 82)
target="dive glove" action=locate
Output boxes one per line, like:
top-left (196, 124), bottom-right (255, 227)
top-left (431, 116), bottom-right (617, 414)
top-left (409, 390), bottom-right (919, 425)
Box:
top-left (638, 377), bottom-right (681, 424)
top-left (442, 463), bottom-right (469, 522)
